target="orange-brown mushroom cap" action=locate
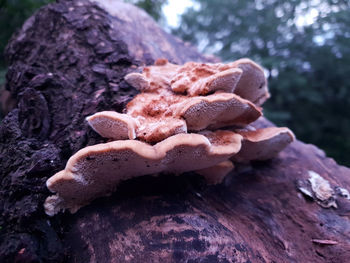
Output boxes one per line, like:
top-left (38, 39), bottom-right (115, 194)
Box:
top-left (229, 58), bottom-right (270, 105)
top-left (232, 127), bottom-right (295, 162)
top-left (119, 58), bottom-right (267, 143)
top-left (170, 63), bottom-right (243, 96)
top-left (88, 91), bottom-right (261, 144)
top-left (176, 92), bottom-right (262, 131)
top-left (125, 59), bottom-right (267, 100)
top-left (86, 111), bottom-right (137, 140)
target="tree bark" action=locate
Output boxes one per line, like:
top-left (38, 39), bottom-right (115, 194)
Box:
top-left (1, 1), bottom-right (350, 262)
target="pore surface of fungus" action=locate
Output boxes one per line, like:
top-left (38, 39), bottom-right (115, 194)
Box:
top-left (44, 131), bottom-right (242, 215)
top-left (87, 111), bottom-right (138, 140)
top-left (45, 58), bottom-right (294, 215)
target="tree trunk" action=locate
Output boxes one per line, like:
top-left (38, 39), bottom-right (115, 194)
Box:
top-left (1, 1), bottom-right (350, 262)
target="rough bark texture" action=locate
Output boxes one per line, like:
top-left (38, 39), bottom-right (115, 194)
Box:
top-left (0, 0), bottom-right (350, 262)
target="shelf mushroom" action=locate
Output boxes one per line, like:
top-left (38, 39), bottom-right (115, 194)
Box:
top-left (44, 131), bottom-right (242, 216)
top-left (87, 92), bottom-right (262, 143)
top-left (125, 58), bottom-right (269, 104)
top-left (88, 59), bottom-right (265, 144)
top-left (44, 58), bottom-right (294, 215)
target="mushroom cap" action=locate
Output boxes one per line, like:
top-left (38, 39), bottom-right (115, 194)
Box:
top-left (232, 127), bottom-right (295, 162)
top-left (198, 130), bottom-right (243, 155)
top-left (125, 85), bottom-right (262, 143)
top-left (86, 111), bottom-right (137, 140)
top-left (87, 109), bottom-right (188, 144)
top-left (45, 131), bottom-right (242, 215)
top-left (124, 72), bottom-right (150, 91)
top-left (136, 117), bottom-right (187, 143)
top-left (127, 59), bottom-right (179, 92)
top-left (125, 58), bottom-right (268, 101)
top-left (176, 92), bottom-right (262, 131)
top-left (170, 62), bottom-right (243, 96)
top-left (87, 91), bottom-right (262, 144)
top-left (229, 58), bottom-right (270, 105)
top-left (88, 90), bottom-right (261, 144)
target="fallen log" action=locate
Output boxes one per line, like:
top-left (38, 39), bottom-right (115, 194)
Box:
top-left (1, 1), bottom-right (350, 262)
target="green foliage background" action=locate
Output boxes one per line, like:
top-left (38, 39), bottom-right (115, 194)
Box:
top-left (174, 0), bottom-right (350, 166)
top-left (0, 0), bottom-right (349, 166)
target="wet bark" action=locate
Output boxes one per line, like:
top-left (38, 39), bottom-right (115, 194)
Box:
top-left (1, 0), bottom-right (350, 262)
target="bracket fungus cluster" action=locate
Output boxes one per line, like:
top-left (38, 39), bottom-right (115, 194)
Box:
top-left (44, 58), bottom-right (295, 216)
